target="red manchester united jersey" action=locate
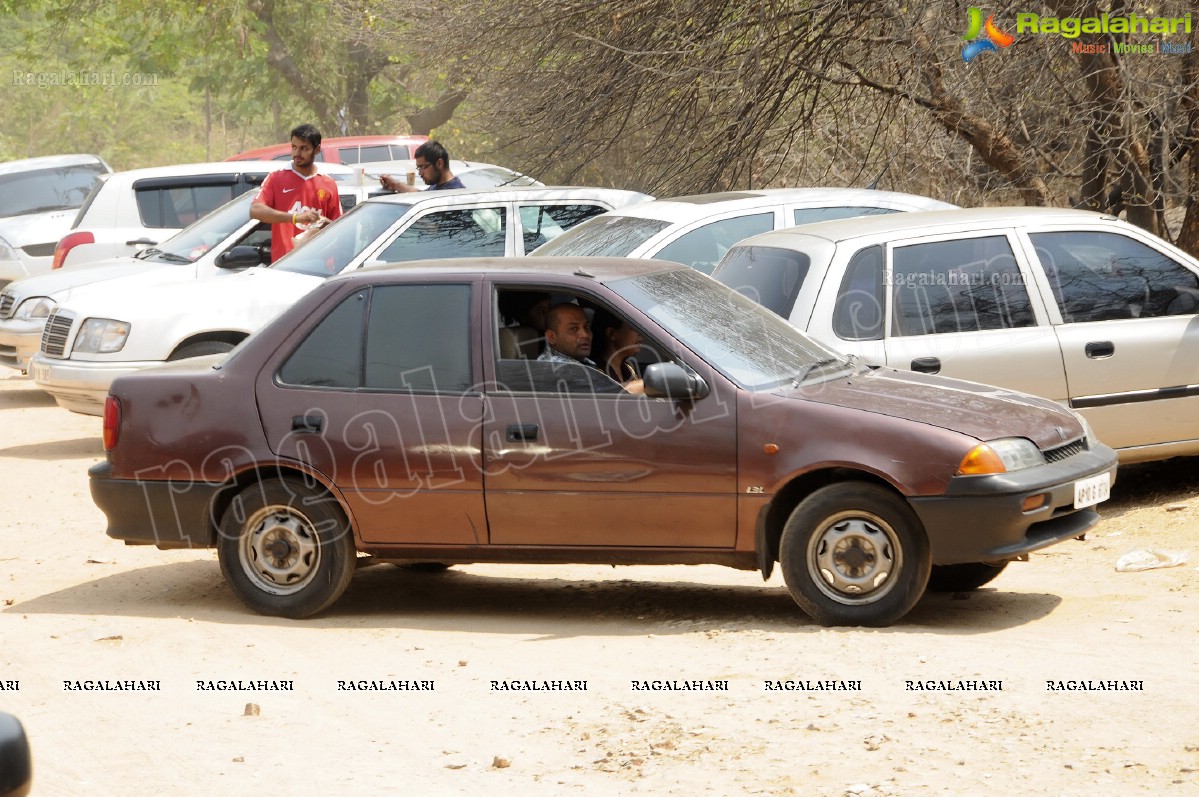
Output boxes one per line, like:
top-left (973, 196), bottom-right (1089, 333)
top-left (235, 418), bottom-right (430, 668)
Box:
top-left (255, 168), bottom-right (342, 262)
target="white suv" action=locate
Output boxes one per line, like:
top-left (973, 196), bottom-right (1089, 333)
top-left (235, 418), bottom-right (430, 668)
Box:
top-left (0, 175), bottom-right (367, 374)
top-left (0, 154), bottom-right (111, 288)
top-left (30, 185), bottom-right (651, 413)
top-left (51, 160), bottom-right (292, 269)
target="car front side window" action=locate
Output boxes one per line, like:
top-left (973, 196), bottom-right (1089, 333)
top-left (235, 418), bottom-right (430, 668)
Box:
top-left (890, 235), bottom-right (1034, 336)
top-left (1029, 230), bottom-right (1199, 322)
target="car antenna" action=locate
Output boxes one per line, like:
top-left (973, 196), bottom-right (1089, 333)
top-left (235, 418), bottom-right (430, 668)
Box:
top-left (866, 163), bottom-right (890, 190)
top-left (573, 266), bottom-right (595, 279)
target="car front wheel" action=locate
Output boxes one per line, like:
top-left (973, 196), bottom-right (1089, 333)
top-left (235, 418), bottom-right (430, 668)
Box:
top-left (779, 483), bottom-right (931, 627)
top-left (218, 478), bottom-right (356, 619)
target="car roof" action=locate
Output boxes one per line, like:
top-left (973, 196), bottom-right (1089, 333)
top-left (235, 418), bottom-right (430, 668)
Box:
top-left (0, 154), bottom-right (109, 175)
top-left (737, 206), bottom-right (1123, 247)
top-left (352, 255), bottom-right (684, 284)
top-left (359, 185), bottom-right (650, 206)
top-left (602, 187), bottom-right (956, 223)
top-left (98, 160), bottom-right (356, 184)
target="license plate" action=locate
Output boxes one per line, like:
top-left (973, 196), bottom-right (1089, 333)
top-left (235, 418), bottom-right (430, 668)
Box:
top-left (1074, 472), bottom-right (1111, 508)
top-left (31, 361), bottom-right (50, 382)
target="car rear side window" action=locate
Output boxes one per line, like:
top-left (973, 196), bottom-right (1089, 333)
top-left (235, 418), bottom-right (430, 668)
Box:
top-left (713, 245), bottom-right (811, 318)
top-left (1030, 230), bottom-right (1199, 321)
top-left (792, 206), bottom-right (898, 225)
top-left (656, 213), bottom-right (775, 275)
top-left (519, 203), bottom-right (608, 253)
top-left (280, 284), bottom-right (473, 392)
top-left (890, 235), bottom-right (1034, 336)
top-left (833, 245), bottom-right (885, 340)
top-left (135, 183), bottom-right (239, 228)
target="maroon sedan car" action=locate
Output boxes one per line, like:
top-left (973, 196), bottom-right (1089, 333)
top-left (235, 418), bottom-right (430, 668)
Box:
top-left (89, 257), bottom-right (1117, 626)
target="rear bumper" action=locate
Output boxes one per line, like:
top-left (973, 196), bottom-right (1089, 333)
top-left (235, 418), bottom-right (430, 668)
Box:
top-left (89, 461), bottom-right (223, 549)
top-left (909, 444), bottom-right (1118, 564)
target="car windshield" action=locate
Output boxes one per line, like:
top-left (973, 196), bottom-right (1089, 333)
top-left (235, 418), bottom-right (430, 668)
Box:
top-left (272, 200), bottom-right (412, 277)
top-left (610, 268), bottom-right (845, 391)
top-left (532, 214), bottom-right (670, 257)
top-left (0, 162), bottom-right (108, 217)
top-left (149, 191), bottom-right (258, 264)
top-left (458, 167), bottom-right (539, 188)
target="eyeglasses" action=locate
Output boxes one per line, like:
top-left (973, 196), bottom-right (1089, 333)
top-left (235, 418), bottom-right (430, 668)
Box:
top-left (414, 162), bottom-right (435, 171)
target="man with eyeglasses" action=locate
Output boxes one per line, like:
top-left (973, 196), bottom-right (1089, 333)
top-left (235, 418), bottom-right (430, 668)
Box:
top-left (379, 141), bottom-right (465, 193)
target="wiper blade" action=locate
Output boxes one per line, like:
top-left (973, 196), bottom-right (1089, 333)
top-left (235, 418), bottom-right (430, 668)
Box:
top-left (792, 357), bottom-right (847, 386)
top-left (134, 247), bottom-right (162, 259)
top-left (149, 250), bottom-right (193, 264)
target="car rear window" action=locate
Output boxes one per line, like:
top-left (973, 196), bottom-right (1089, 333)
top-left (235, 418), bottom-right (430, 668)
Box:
top-left (532, 214), bottom-right (670, 257)
top-left (712, 245), bottom-right (812, 318)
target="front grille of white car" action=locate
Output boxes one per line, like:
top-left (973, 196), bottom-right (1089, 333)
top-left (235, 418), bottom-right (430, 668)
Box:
top-left (40, 309), bottom-right (74, 358)
top-left (0, 293), bottom-right (13, 319)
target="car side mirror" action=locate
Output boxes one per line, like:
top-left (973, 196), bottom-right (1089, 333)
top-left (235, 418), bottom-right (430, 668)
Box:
top-left (215, 245), bottom-right (266, 270)
top-left (0, 712), bottom-right (32, 797)
top-left (643, 362), bottom-right (709, 401)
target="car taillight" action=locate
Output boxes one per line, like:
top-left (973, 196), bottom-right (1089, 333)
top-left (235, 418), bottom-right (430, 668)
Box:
top-left (102, 395), bottom-right (121, 451)
top-left (52, 231), bottom-right (94, 270)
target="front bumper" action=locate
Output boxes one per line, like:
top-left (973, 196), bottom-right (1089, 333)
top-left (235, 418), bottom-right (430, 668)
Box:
top-left (29, 353), bottom-right (157, 415)
top-left (0, 319), bottom-right (44, 371)
top-left (909, 444), bottom-right (1118, 565)
top-left (89, 461), bottom-right (224, 549)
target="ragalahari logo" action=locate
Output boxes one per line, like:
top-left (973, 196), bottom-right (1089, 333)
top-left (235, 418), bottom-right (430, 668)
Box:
top-left (962, 8), bottom-right (1015, 63)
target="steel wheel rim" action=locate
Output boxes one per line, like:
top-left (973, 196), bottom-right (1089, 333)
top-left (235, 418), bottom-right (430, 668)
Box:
top-left (239, 504), bottom-right (321, 596)
top-left (806, 509), bottom-right (902, 605)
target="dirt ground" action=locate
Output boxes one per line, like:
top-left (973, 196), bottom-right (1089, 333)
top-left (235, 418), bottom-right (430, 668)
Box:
top-left (0, 371), bottom-right (1196, 796)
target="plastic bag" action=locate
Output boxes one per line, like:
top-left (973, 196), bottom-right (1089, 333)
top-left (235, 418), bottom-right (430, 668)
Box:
top-left (1114, 549), bottom-right (1189, 572)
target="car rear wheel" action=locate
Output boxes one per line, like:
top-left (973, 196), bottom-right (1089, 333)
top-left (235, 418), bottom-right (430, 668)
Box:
top-left (779, 483), bottom-right (931, 627)
top-left (926, 561), bottom-right (1010, 592)
top-left (217, 479), bottom-right (356, 618)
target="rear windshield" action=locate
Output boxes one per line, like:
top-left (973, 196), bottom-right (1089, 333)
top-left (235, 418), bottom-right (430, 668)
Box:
top-left (0, 162), bottom-right (108, 217)
top-left (532, 214), bottom-right (669, 257)
top-left (713, 246), bottom-right (812, 318)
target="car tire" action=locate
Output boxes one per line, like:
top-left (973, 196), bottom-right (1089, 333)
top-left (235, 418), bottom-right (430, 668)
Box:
top-left (167, 340), bottom-right (236, 361)
top-left (779, 483), bottom-right (931, 627)
top-left (217, 478), bottom-right (356, 619)
top-left (926, 561), bottom-right (1010, 592)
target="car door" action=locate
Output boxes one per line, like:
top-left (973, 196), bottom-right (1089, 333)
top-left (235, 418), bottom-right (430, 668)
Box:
top-left (876, 231), bottom-right (1069, 401)
top-left (255, 279), bottom-right (487, 545)
top-left (481, 280), bottom-right (739, 548)
top-left (1024, 227), bottom-right (1199, 450)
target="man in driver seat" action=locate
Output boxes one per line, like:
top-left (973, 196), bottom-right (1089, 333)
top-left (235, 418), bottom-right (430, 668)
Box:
top-left (538, 303), bottom-right (644, 394)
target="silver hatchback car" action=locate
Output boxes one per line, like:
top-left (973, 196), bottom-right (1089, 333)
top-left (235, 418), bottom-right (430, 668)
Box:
top-left (712, 207), bottom-right (1199, 463)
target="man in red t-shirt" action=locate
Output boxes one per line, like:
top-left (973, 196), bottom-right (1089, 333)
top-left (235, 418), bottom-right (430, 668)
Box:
top-left (250, 123), bottom-right (342, 262)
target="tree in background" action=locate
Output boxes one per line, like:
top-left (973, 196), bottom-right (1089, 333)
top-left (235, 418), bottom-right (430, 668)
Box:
top-left (423, 0), bottom-right (1199, 253)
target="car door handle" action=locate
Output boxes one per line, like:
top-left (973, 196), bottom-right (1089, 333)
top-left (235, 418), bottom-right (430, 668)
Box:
top-left (1085, 341), bottom-right (1115, 359)
top-left (126, 237), bottom-right (157, 246)
top-left (507, 423), bottom-right (539, 442)
top-left (910, 356), bottom-right (941, 374)
top-left (291, 414), bottom-right (324, 433)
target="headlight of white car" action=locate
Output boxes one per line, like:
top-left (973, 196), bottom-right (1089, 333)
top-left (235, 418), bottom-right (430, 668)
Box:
top-left (73, 318), bottom-right (131, 354)
top-left (14, 297), bottom-right (56, 320)
top-left (957, 437), bottom-right (1046, 475)
top-left (1069, 409), bottom-right (1098, 448)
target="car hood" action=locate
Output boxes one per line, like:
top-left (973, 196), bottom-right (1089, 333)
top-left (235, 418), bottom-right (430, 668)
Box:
top-left (4, 258), bottom-right (164, 301)
top-left (0, 208), bottom-right (76, 246)
top-left (55, 266), bottom-right (322, 329)
top-left (788, 367), bottom-right (1081, 449)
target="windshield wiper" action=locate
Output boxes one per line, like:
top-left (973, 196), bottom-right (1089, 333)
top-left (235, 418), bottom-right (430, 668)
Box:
top-left (150, 251), bottom-right (193, 264)
top-left (792, 357), bottom-right (848, 386)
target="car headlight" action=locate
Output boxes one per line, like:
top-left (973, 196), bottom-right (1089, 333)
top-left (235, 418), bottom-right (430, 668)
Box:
top-left (958, 438), bottom-right (1045, 475)
top-left (1068, 409), bottom-right (1098, 448)
top-left (73, 318), bottom-right (131, 354)
top-left (14, 297), bottom-right (56, 320)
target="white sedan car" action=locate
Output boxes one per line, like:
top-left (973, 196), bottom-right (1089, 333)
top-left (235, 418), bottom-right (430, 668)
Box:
top-left (532, 187), bottom-right (956, 272)
top-left (30, 186), bottom-right (651, 414)
top-left (0, 177), bottom-right (367, 374)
